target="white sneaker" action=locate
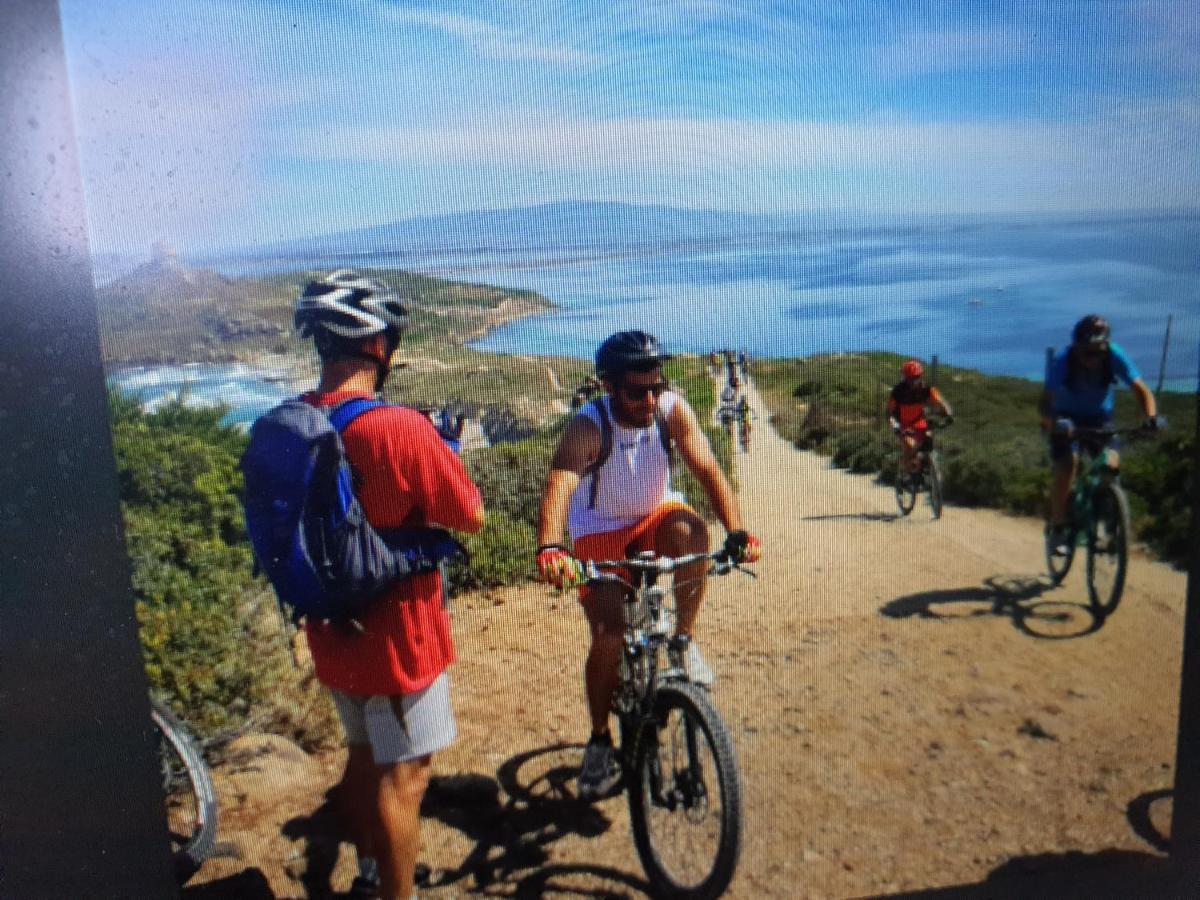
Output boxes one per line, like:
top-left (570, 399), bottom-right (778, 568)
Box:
top-left (683, 640), bottom-right (715, 687)
top-left (577, 735), bottom-right (621, 798)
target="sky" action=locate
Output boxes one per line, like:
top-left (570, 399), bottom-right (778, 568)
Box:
top-left (59, 0), bottom-right (1200, 256)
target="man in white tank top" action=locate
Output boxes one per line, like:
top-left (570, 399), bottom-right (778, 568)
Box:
top-left (536, 331), bottom-right (762, 799)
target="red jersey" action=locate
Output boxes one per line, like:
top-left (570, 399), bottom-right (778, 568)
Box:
top-left (888, 381), bottom-right (943, 431)
top-left (301, 391), bottom-right (483, 696)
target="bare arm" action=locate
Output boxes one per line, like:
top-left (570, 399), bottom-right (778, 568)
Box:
top-left (537, 415), bottom-right (600, 548)
top-left (670, 397), bottom-right (744, 533)
top-left (930, 387), bottom-right (953, 418)
top-left (1130, 378), bottom-right (1157, 419)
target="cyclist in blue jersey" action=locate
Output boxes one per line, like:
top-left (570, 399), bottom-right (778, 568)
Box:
top-left (1039, 315), bottom-right (1158, 553)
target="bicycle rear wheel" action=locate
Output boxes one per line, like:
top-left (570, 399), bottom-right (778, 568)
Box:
top-left (150, 696), bottom-right (218, 883)
top-left (628, 682), bottom-right (742, 900)
top-left (927, 453), bottom-right (944, 520)
top-left (894, 465), bottom-right (916, 517)
top-left (1087, 482), bottom-right (1130, 617)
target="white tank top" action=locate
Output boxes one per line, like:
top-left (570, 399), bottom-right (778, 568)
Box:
top-left (567, 393), bottom-right (684, 541)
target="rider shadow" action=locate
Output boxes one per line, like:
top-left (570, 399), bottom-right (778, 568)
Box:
top-left (419, 743), bottom-right (651, 898)
top-left (880, 574), bottom-right (1108, 640)
top-left (280, 789), bottom-right (349, 899)
top-left (800, 511), bottom-right (900, 523)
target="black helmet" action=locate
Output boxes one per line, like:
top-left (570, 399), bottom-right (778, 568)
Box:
top-left (595, 330), bottom-right (673, 377)
top-left (1072, 314), bottom-right (1110, 347)
top-left (294, 270), bottom-right (409, 343)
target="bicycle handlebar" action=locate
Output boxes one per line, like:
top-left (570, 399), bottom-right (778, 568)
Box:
top-left (1067, 418), bottom-right (1167, 439)
top-left (582, 549), bottom-right (757, 586)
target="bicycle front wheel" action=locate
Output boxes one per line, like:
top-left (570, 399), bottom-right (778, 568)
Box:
top-left (894, 465), bottom-right (916, 517)
top-left (928, 453), bottom-right (944, 520)
top-left (1087, 482), bottom-right (1130, 617)
top-left (628, 682), bottom-right (742, 900)
top-left (150, 696), bottom-right (218, 883)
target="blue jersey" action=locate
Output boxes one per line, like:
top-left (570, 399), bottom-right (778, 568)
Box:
top-left (1045, 342), bottom-right (1141, 420)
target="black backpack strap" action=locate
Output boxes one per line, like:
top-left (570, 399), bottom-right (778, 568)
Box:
top-left (655, 404), bottom-right (675, 469)
top-left (584, 399), bottom-right (612, 510)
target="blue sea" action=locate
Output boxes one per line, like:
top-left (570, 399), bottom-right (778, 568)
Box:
top-left (108, 361), bottom-right (305, 429)
top-left (108, 214), bottom-right (1200, 423)
top-left (461, 216), bottom-right (1200, 390)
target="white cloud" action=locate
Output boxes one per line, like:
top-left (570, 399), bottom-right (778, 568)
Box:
top-left (381, 7), bottom-right (600, 66)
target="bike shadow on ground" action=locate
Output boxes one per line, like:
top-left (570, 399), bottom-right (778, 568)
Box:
top-left (880, 574), bottom-right (1109, 640)
top-left (417, 742), bottom-right (651, 898)
top-left (800, 511), bottom-right (901, 523)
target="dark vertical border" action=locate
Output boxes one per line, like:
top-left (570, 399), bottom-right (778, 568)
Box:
top-left (1172, 349), bottom-right (1200, 875)
top-left (0, 1), bottom-right (176, 895)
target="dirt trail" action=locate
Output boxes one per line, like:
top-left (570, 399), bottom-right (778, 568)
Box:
top-left (195, 377), bottom-right (1188, 899)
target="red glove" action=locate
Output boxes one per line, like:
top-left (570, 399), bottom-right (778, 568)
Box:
top-left (536, 545), bottom-right (585, 590)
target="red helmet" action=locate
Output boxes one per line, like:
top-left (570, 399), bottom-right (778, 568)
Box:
top-left (901, 359), bottom-right (924, 379)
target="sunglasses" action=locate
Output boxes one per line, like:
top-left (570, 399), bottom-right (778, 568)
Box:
top-left (619, 379), bottom-right (670, 402)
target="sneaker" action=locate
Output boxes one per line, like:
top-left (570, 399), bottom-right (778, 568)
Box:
top-left (577, 734), bottom-right (621, 799)
top-left (1048, 525), bottom-right (1072, 556)
top-left (683, 640), bottom-right (715, 687)
top-left (347, 875), bottom-right (381, 899)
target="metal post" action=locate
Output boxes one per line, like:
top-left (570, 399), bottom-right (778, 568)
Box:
top-left (1156, 314), bottom-right (1173, 395)
top-left (1171, 340), bottom-right (1200, 877)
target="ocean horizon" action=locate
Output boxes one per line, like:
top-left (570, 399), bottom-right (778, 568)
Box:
top-left (106, 214), bottom-right (1200, 414)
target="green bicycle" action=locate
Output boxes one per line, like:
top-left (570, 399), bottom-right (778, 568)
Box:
top-left (1044, 421), bottom-right (1163, 617)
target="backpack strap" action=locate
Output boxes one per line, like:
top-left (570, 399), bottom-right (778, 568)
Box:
top-left (584, 399), bottom-right (613, 510)
top-left (328, 397), bottom-right (385, 433)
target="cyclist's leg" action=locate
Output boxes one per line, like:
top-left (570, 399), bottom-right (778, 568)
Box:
top-left (575, 528), bottom-right (637, 736)
top-left (650, 506), bottom-right (710, 636)
top-left (581, 584), bottom-right (626, 736)
top-left (1048, 428), bottom-right (1077, 526)
top-left (899, 433), bottom-right (918, 474)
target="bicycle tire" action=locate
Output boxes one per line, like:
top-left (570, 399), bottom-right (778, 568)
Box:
top-left (894, 465), bottom-right (916, 517)
top-left (1044, 521), bottom-right (1076, 585)
top-left (928, 453), bottom-right (944, 520)
top-left (1086, 482), bottom-right (1130, 617)
top-left (628, 682), bottom-right (742, 900)
top-left (149, 696), bottom-right (218, 882)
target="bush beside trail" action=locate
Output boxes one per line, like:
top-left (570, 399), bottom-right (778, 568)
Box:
top-left (753, 353), bottom-right (1195, 567)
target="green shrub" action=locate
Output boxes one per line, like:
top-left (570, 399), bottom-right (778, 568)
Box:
top-left (452, 510), bottom-right (538, 590)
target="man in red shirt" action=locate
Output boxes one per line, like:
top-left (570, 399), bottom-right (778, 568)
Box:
top-left (293, 271), bottom-right (484, 900)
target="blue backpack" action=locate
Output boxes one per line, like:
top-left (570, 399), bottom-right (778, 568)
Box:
top-left (240, 397), bottom-right (465, 627)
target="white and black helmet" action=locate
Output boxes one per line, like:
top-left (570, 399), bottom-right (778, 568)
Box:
top-left (294, 270), bottom-right (410, 342)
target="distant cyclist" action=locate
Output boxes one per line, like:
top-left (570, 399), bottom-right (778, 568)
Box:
top-left (887, 360), bottom-right (953, 483)
top-left (535, 330), bottom-right (761, 799)
top-left (736, 395), bottom-right (753, 447)
top-left (1040, 315), bottom-right (1158, 553)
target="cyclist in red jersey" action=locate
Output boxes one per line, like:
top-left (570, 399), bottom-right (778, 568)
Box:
top-left (887, 360), bottom-right (953, 483)
top-left (294, 271), bottom-right (485, 900)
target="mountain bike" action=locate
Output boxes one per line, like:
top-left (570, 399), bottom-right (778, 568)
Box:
top-left (1044, 421), bottom-right (1163, 617)
top-left (150, 695), bottom-right (219, 883)
top-left (894, 420), bottom-right (950, 519)
top-left (581, 550), bottom-right (754, 899)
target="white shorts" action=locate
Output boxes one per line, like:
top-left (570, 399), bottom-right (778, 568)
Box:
top-left (329, 672), bottom-right (456, 765)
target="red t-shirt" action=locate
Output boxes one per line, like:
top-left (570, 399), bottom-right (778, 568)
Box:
top-left (301, 391), bottom-right (483, 696)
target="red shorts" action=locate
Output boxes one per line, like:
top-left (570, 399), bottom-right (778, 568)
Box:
top-left (573, 501), bottom-right (692, 603)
